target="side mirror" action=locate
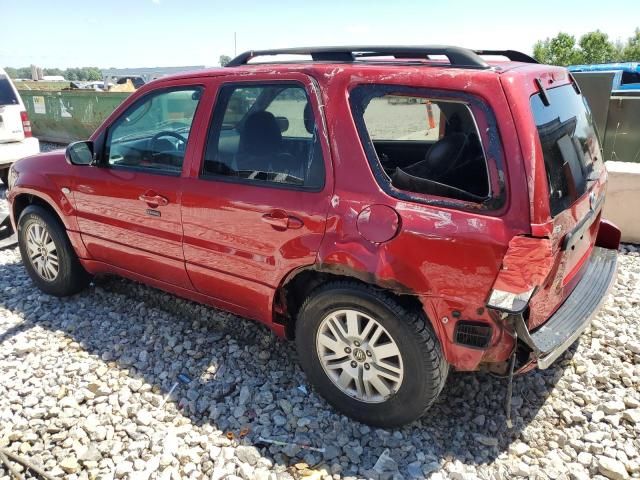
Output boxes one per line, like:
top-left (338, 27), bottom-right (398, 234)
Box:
top-left (274, 116), bottom-right (289, 133)
top-left (66, 141), bottom-right (95, 166)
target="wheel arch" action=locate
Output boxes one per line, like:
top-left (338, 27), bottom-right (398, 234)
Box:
top-left (15, 196), bottom-right (92, 296)
top-left (274, 264), bottom-right (429, 340)
top-left (12, 191), bottom-right (88, 259)
top-left (13, 193), bottom-right (68, 228)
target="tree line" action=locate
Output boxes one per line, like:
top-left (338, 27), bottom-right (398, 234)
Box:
top-left (534, 28), bottom-right (640, 66)
top-left (3, 67), bottom-right (103, 81)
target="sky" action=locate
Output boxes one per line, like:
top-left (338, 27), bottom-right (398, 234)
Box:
top-left (1, 0), bottom-right (639, 69)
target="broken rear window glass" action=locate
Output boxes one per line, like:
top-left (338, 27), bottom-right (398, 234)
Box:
top-left (353, 92), bottom-right (490, 202)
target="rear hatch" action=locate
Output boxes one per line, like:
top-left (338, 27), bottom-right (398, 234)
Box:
top-left (0, 73), bottom-right (25, 144)
top-left (526, 81), bottom-right (607, 329)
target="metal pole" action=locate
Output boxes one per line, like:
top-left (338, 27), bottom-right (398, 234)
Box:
top-left (234, 32), bottom-right (237, 56)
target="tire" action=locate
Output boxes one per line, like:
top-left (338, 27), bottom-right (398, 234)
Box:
top-left (0, 168), bottom-right (8, 187)
top-left (18, 205), bottom-right (91, 296)
top-left (295, 281), bottom-right (448, 427)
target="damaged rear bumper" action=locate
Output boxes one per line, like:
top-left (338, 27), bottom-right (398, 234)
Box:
top-left (513, 246), bottom-right (618, 369)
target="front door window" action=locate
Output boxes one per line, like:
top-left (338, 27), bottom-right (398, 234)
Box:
top-left (106, 87), bottom-right (203, 174)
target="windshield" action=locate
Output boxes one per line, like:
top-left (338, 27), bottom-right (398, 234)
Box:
top-left (0, 75), bottom-right (19, 106)
top-left (531, 83), bottom-right (602, 216)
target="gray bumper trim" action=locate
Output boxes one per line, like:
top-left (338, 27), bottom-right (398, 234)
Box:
top-left (514, 246), bottom-right (618, 369)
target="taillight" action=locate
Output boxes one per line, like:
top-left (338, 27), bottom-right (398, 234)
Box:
top-left (486, 236), bottom-right (554, 314)
top-left (20, 111), bottom-right (32, 137)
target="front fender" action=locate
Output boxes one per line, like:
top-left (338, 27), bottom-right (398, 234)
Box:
top-left (7, 151), bottom-right (79, 232)
top-left (9, 183), bottom-right (78, 232)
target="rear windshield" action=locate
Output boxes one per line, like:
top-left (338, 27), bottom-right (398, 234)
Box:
top-left (0, 75), bottom-right (19, 105)
top-left (531, 84), bottom-right (601, 216)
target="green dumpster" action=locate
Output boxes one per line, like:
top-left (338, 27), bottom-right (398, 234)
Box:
top-left (18, 90), bottom-right (130, 144)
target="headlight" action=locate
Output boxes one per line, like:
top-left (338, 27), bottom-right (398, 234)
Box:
top-left (7, 165), bottom-right (18, 191)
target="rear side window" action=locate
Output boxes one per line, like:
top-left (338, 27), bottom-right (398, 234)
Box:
top-left (352, 89), bottom-right (490, 203)
top-left (0, 75), bottom-right (19, 105)
top-left (202, 83), bottom-right (325, 189)
top-left (531, 84), bottom-right (602, 216)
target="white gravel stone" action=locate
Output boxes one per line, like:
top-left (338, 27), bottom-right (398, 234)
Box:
top-left (598, 455), bottom-right (630, 480)
top-left (236, 445), bottom-right (261, 466)
top-left (583, 431), bottom-right (606, 443)
top-left (508, 442), bottom-right (530, 456)
top-left (602, 400), bottom-right (626, 414)
top-left (577, 451), bottom-right (593, 466)
top-left (568, 463), bottom-right (591, 480)
top-left (60, 456), bottom-right (80, 473)
top-left (622, 409), bottom-right (640, 424)
top-left (115, 460), bottom-right (134, 478)
top-left (135, 409), bottom-right (153, 426)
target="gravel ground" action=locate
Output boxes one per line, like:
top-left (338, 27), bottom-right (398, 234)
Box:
top-left (1, 158), bottom-right (639, 479)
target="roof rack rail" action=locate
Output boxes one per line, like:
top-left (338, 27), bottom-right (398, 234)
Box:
top-left (473, 50), bottom-right (538, 64)
top-left (226, 46), bottom-right (492, 69)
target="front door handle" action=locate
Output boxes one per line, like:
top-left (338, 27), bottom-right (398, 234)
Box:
top-left (139, 191), bottom-right (169, 208)
top-left (262, 211), bottom-right (304, 230)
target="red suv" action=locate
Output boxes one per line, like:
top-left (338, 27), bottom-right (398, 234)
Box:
top-left (6, 46), bottom-right (620, 427)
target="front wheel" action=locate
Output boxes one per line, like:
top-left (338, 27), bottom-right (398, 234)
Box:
top-left (18, 205), bottom-right (91, 296)
top-left (295, 282), bottom-right (448, 427)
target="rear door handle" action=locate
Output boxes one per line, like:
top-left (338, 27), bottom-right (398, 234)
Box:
top-left (261, 211), bottom-right (304, 230)
top-left (139, 191), bottom-right (169, 208)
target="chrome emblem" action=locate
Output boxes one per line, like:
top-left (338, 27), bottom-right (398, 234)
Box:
top-left (589, 191), bottom-right (597, 210)
top-left (353, 348), bottom-right (366, 362)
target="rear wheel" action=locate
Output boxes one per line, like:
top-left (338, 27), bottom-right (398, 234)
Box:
top-left (0, 168), bottom-right (8, 186)
top-left (295, 282), bottom-right (448, 427)
top-left (18, 205), bottom-right (91, 296)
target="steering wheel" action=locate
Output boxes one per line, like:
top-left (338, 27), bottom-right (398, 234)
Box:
top-left (150, 131), bottom-right (187, 154)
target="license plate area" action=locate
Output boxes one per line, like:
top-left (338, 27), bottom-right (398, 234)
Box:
top-left (560, 192), bottom-right (604, 286)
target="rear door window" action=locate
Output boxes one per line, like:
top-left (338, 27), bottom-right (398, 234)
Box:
top-left (0, 75), bottom-right (19, 106)
top-left (531, 84), bottom-right (602, 216)
top-left (202, 83), bottom-right (325, 189)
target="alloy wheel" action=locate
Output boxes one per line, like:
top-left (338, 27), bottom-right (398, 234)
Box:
top-left (315, 309), bottom-right (404, 403)
top-left (25, 223), bottom-right (59, 281)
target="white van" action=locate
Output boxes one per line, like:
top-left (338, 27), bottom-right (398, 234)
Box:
top-left (0, 68), bottom-right (39, 185)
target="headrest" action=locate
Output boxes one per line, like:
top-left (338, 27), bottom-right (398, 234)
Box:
top-left (240, 111), bottom-right (282, 155)
top-left (423, 132), bottom-right (468, 171)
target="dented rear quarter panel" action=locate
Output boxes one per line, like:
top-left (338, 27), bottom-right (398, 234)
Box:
top-left (308, 64), bottom-right (532, 369)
